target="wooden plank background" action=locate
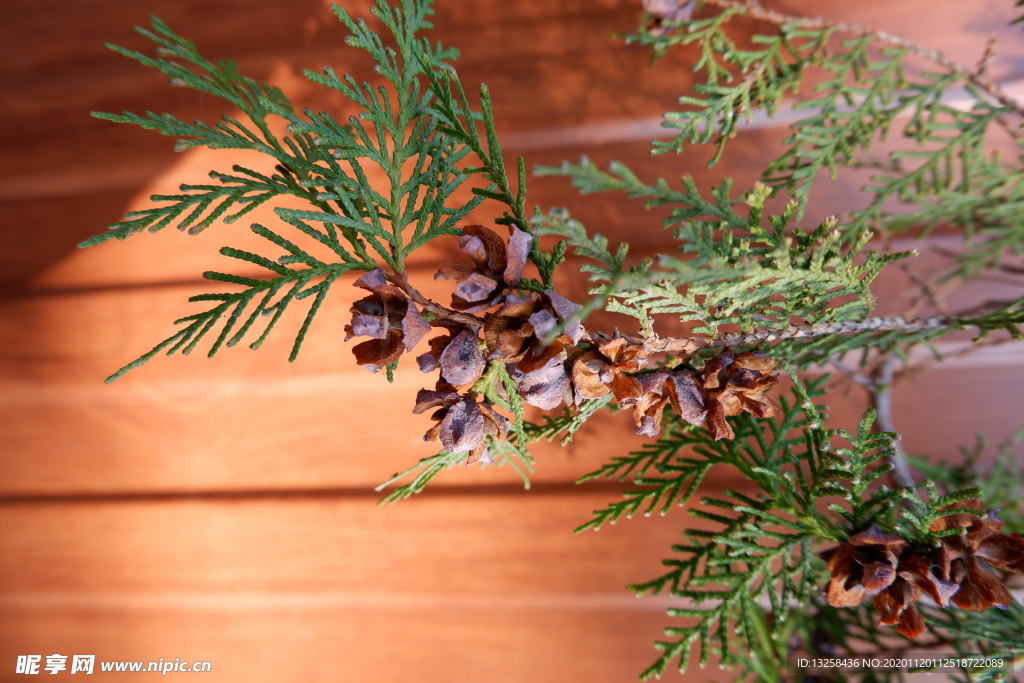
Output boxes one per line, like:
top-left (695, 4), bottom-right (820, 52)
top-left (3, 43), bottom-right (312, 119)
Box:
top-left (1, 0), bottom-right (1023, 680)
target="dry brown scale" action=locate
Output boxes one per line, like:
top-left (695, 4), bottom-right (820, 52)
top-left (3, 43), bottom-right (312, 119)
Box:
top-left (344, 225), bottom-right (1024, 638)
top-left (821, 500), bottom-right (1024, 637)
top-left (342, 223), bottom-right (943, 463)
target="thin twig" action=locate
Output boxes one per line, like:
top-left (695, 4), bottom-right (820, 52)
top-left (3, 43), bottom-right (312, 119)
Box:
top-left (976, 38), bottom-right (998, 79)
top-left (896, 260), bottom-right (953, 318)
top-left (387, 264), bottom-right (953, 352)
top-left (827, 358), bottom-right (874, 391)
top-left (583, 315), bottom-right (948, 354)
top-left (387, 270), bottom-right (485, 328)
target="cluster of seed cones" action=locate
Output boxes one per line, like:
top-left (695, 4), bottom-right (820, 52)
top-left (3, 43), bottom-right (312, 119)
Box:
top-left (343, 224), bottom-right (784, 463)
top-left (822, 500), bottom-right (1024, 637)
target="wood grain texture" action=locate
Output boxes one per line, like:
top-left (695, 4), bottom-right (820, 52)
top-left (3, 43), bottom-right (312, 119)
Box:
top-left (3, 0), bottom-right (1022, 290)
top-left (2, 1), bottom-right (1023, 681)
top-left (0, 492), bottom-right (715, 682)
top-left (2, 605), bottom-right (707, 682)
top-left (0, 492), bottom-right (718, 594)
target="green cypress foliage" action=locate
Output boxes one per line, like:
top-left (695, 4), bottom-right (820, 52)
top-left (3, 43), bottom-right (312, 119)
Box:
top-left (87, 1), bottom-right (1024, 680)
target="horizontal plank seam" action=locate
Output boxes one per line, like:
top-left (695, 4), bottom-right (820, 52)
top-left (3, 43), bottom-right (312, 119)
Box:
top-left (11, 590), bottom-right (1018, 612)
top-left (0, 479), bottom-right (671, 506)
top-left (0, 592), bottom-right (679, 611)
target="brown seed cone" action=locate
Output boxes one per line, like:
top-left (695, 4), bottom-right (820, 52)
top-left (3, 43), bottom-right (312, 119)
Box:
top-left (643, 0), bottom-right (695, 36)
top-left (344, 270), bottom-right (430, 373)
top-left (700, 348), bottom-right (781, 440)
top-left (821, 526), bottom-right (907, 608)
top-left (435, 224), bottom-right (533, 313)
top-left (570, 337), bottom-right (647, 405)
top-left (631, 372), bottom-right (670, 437)
top-left (413, 321), bottom-right (487, 388)
top-left (483, 293), bottom-right (541, 364)
top-left (820, 526), bottom-right (958, 638)
top-left (930, 499), bottom-right (1024, 611)
top-left (438, 328), bottom-right (486, 387)
top-left (664, 370), bottom-right (708, 429)
top-left (415, 382), bottom-right (509, 465)
top-left (499, 289), bottom-right (583, 376)
top-left (511, 362), bottom-right (572, 411)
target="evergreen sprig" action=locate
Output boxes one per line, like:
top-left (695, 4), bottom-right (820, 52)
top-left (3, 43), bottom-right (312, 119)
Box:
top-left (629, 1), bottom-right (1024, 276)
top-left (281, 0), bottom-right (485, 271)
top-left (375, 449), bottom-right (468, 503)
top-left (578, 378), bottom-right (830, 676)
top-left (425, 63), bottom-right (528, 230)
top-left (897, 479), bottom-right (985, 546)
top-left (588, 372), bottom-right (998, 678)
top-left (910, 426), bottom-right (1024, 530)
top-left (527, 395), bottom-right (615, 447)
top-left (103, 223), bottom-right (361, 382)
top-left (919, 602), bottom-right (1024, 682)
top-left (628, 8), bottom-right (836, 165)
top-left (85, 17), bottom-right (330, 245)
top-left (537, 158), bottom-right (907, 334)
top-left (633, 512), bottom-right (817, 678)
top-left (811, 408), bottom-right (905, 532)
top-left (848, 95), bottom-right (1023, 278)
top-left (87, 3), bottom-right (1024, 681)
top-left (575, 417), bottom-right (712, 531)
top-left (769, 293), bottom-right (1024, 371)
top-left (375, 429), bottom-right (539, 505)
top-left (85, 0), bottom-right (515, 375)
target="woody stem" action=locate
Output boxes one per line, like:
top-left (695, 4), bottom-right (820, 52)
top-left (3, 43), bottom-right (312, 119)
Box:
top-left (586, 315), bottom-right (950, 353)
top-left (383, 268), bottom-right (953, 356)
top-left (386, 270), bottom-right (485, 328)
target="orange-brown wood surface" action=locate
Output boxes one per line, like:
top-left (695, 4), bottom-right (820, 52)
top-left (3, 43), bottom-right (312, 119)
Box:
top-left (2, 0), bottom-right (1023, 681)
